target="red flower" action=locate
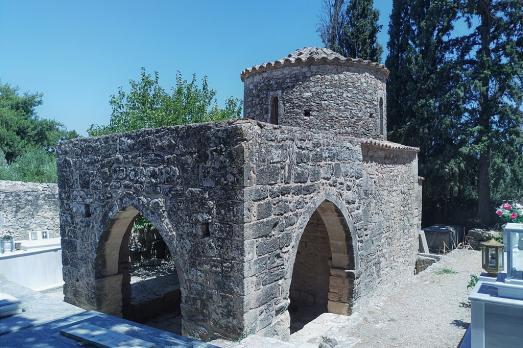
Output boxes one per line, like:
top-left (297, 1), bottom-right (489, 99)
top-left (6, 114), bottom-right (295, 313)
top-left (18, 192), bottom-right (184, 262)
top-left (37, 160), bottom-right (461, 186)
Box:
top-left (496, 209), bottom-right (503, 217)
top-left (503, 203), bottom-right (512, 210)
top-left (511, 212), bottom-right (518, 220)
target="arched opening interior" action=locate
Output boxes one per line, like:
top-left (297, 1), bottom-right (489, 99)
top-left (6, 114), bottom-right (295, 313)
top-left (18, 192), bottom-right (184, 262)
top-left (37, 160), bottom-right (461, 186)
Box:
top-left (95, 206), bottom-right (182, 334)
top-left (289, 201), bottom-right (355, 333)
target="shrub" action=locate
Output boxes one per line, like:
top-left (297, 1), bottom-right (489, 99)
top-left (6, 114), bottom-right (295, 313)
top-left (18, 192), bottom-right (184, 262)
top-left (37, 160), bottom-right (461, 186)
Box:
top-left (0, 148), bottom-right (57, 183)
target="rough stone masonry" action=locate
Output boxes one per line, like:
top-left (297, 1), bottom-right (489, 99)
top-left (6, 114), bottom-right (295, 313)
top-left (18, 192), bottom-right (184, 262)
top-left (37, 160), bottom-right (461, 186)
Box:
top-left (0, 180), bottom-right (60, 241)
top-left (57, 47), bottom-right (422, 341)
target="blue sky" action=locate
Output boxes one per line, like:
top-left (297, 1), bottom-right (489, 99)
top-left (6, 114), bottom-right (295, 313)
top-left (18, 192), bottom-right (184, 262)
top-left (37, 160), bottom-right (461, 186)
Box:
top-left (0, 0), bottom-right (392, 135)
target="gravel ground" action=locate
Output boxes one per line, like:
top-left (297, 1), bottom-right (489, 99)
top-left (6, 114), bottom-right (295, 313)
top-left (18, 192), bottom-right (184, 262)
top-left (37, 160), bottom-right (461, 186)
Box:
top-left (39, 250), bottom-right (482, 348)
top-left (289, 249), bottom-right (482, 348)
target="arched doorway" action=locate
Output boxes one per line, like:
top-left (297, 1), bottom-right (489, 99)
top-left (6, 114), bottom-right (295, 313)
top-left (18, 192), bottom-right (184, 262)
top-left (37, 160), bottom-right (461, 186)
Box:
top-left (94, 206), bottom-right (182, 333)
top-left (289, 200), bottom-right (355, 333)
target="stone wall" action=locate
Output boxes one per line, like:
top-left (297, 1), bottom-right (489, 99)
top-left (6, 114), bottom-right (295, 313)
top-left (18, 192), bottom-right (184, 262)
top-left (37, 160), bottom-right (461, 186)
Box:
top-left (243, 64), bottom-right (387, 140)
top-left (241, 122), bottom-right (419, 337)
top-left (0, 180), bottom-right (59, 241)
top-left (57, 121), bottom-right (247, 341)
top-left (57, 119), bottom-right (420, 341)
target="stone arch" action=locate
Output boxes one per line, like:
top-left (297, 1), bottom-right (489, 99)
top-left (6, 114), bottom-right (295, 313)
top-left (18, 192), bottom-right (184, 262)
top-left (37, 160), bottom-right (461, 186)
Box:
top-left (94, 195), bottom-right (185, 323)
top-left (286, 192), bottom-right (357, 331)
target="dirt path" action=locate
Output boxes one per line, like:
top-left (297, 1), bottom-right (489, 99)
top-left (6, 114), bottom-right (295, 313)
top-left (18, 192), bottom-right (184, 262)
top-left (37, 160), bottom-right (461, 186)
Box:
top-left (290, 249), bottom-right (482, 348)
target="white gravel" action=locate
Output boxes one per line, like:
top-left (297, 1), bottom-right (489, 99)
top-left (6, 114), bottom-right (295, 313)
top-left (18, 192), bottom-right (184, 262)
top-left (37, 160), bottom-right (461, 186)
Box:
top-left (43, 249), bottom-right (483, 348)
top-left (289, 249), bottom-right (482, 348)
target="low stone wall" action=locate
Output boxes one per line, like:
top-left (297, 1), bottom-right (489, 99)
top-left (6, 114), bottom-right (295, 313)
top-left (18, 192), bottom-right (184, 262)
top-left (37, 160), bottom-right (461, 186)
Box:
top-left (415, 253), bottom-right (441, 274)
top-left (465, 229), bottom-right (502, 250)
top-left (0, 180), bottom-right (59, 241)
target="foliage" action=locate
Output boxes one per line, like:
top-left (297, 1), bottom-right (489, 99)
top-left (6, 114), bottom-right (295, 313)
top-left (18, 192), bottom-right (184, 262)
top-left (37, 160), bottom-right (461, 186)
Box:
top-left (467, 274), bottom-right (479, 289)
top-left (491, 149), bottom-right (523, 204)
top-left (435, 267), bottom-right (458, 275)
top-left (341, 0), bottom-right (383, 62)
top-left (0, 83), bottom-right (77, 161)
top-left (318, 0), bottom-right (383, 62)
top-left (88, 69), bottom-right (242, 136)
top-left (495, 201), bottom-right (523, 224)
top-left (456, 0), bottom-right (523, 224)
top-left (386, 0), bottom-right (523, 227)
top-left (129, 214), bottom-right (171, 265)
top-left (318, 0), bottom-right (346, 53)
top-left (386, 0), bottom-right (467, 225)
top-left (0, 83), bottom-right (77, 183)
top-left (132, 215), bottom-right (154, 233)
top-left (0, 148), bottom-right (58, 183)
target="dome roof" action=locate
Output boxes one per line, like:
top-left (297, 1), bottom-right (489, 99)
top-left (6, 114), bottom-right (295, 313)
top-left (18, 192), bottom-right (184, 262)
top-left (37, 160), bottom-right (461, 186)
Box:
top-left (241, 47), bottom-right (388, 81)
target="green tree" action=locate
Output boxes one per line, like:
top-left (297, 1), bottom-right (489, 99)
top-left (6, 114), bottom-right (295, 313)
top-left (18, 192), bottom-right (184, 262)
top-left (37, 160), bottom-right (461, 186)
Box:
top-left (0, 83), bottom-right (77, 182)
top-left (318, 0), bottom-right (383, 62)
top-left (491, 144), bottom-right (523, 204)
top-left (386, 0), bottom-right (469, 225)
top-left (387, 0), bottom-right (523, 226)
top-left (0, 148), bottom-right (58, 183)
top-left (456, 0), bottom-right (523, 225)
top-left (318, 0), bottom-right (347, 53)
top-left (88, 69), bottom-right (242, 136)
top-left (341, 0), bottom-right (383, 62)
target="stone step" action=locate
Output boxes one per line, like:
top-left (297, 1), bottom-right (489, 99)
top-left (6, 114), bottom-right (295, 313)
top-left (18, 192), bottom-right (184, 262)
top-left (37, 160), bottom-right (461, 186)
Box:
top-left (60, 322), bottom-right (156, 348)
top-left (0, 293), bottom-right (21, 308)
top-left (0, 293), bottom-right (22, 318)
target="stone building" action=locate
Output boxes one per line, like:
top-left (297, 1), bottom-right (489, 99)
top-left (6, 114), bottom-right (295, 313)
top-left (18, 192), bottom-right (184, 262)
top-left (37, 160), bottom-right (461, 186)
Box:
top-left (57, 48), bottom-right (421, 341)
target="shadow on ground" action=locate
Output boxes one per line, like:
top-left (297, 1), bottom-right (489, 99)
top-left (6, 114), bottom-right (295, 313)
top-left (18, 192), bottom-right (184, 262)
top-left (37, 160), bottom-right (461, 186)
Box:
top-left (451, 319), bottom-right (470, 329)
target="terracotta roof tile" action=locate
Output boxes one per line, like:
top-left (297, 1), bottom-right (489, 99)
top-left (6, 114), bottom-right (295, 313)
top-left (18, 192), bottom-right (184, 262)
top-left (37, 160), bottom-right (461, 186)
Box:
top-left (241, 47), bottom-right (388, 81)
top-left (361, 139), bottom-right (419, 152)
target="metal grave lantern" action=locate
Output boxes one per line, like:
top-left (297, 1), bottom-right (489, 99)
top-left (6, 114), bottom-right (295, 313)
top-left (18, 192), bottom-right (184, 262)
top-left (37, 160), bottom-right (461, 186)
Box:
top-left (504, 223), bottom-right (523, 284)
top-left (480, 239), bottom-right (504, 276)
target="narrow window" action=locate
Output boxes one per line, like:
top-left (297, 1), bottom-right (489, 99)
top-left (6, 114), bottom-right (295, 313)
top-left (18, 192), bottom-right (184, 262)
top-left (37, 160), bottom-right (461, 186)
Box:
top-left (200, 223), bottom-right (210, 238)
top-left (270, 96), bottom-right (279, 125)
top-left (379, 97), bottom-right (384, 135)
top-left (84, 204), bottom-right (92, 218)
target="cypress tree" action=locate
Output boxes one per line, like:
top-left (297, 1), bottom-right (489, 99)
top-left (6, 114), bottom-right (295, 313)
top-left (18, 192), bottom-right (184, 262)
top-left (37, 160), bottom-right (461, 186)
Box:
top-left (341, 0), bottom-right (383, 62)
top-left (318, 0), bottom-right (383, 62)
top-left (387, 0), bottom-right (523, 226)
top-left (386, 0), bottom-right (466, 224)
top-left (456, 0), bottom-right (523, 225)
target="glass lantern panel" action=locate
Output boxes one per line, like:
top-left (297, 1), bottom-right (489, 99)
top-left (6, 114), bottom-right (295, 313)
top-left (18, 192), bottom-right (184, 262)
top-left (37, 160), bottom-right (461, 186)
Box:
top-left (497, 247), bottom-right (504, 269)
top-left (488, 248), bottom-right (497, 268)
top-left (509, 230), bottom-right (523, 279)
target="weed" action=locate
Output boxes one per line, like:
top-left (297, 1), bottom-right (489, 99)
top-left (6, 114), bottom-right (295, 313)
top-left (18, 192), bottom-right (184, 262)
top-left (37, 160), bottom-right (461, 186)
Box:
top-left (435, 267), bottom-right (458, 275)
top-left (467, 274), bottom-right (479, 289)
